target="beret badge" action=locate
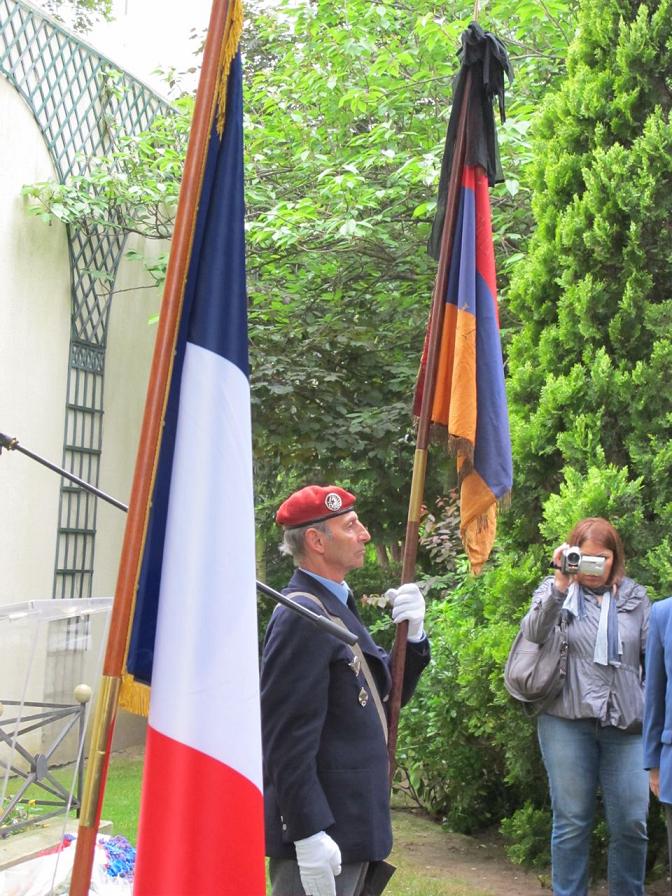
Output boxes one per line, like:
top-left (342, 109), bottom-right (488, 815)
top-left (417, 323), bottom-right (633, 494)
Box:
top-left (324, 492), bottom-right (343, 512)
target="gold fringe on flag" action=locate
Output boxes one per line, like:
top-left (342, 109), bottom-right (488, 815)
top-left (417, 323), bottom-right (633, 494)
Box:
top-left (119, 673), bottom-right (151, 716)
top-left (462, 504), bottom-right (496, 575)
top-left (216, 0), bottom-right (244, 137)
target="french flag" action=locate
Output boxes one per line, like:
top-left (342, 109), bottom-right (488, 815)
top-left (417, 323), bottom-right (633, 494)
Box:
top-left (122, 11), bottom-right (265, 893)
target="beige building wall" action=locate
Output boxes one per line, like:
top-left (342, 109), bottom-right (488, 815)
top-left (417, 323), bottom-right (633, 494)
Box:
top-left (92, 234), bottom-right (164, 600)
top-left (0, 72), bottom-right (167, 754)
top-left (0, 76), bottom-right (70, 606)
top-left (94, 235), bottom-right (166, 750)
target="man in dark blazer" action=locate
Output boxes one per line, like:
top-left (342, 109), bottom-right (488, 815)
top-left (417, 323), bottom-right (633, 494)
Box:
top-left (261, 484), bottom-right (430, 896)
top-left (644, 595), bottom-right (672, 872)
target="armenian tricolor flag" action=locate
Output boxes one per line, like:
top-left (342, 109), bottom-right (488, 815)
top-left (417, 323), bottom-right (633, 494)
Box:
top-left (416, 163), bottom-right (511, 572)
top-left (414, 24), bottom-right (512, 573)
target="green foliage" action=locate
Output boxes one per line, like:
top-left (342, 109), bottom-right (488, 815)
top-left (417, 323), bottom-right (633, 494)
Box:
top-left (539, 463), bottom-right (644, 552)
top-left (417, 492), bottom-right (463, 572)
top-left (22, 99), bottom-right (190, 240)
top-left (501, 802), bottom-right (551, 869)
top-left (38, 0), bottom-right (113, 33)
top-left (396, 553), bottom-right (547, 833)
top-left (506, 0), bottom-right (672, 580)
top-left (397, 587), bottom-right (512, 833)
top-left (245, 0), bottom-right (458, 544)
top-left (244, 0), bottom-right (576, 543)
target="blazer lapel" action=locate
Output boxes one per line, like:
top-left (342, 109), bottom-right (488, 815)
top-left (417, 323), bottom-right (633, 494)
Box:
top-left (287, 570), bottom-right (392, 692)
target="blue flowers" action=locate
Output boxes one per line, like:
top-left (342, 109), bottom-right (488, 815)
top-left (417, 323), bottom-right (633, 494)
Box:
top-left (102, 834), bottom-right (136, 879)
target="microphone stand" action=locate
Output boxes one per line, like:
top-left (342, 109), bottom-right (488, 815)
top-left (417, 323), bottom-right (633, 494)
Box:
top-left (0, 430), bottom-right (357, 646)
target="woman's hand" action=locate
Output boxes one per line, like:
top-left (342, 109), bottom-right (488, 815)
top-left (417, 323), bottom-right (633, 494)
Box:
top-left (649, 768), bottom-right (660, 798)
top-left (552, 543), bottom-right (572, 594)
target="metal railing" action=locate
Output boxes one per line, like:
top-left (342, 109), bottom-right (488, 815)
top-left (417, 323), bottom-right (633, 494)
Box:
top-left (0, 695), bottom-right (89, 836)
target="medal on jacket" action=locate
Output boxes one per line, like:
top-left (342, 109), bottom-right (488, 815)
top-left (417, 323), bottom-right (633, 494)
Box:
top-left (358, 686), bottom-right (369, 707)
top-left (348, 655), bottom-right (361, 676)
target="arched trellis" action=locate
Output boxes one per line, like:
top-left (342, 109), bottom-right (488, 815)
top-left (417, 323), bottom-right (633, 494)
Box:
top-left (0, 0), bottom-right (170, 603)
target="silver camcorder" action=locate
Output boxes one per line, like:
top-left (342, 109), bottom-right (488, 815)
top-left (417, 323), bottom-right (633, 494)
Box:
top-left (560, 546), bottom-right (606, 577)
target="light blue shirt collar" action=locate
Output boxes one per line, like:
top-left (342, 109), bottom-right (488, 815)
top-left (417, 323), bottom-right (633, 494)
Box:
top-left (300, 569), bottom-right (349, 605)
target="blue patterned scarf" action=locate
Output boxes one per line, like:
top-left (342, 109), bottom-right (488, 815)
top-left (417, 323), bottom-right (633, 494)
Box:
top-left (562, 583), bottom-right (621, 666)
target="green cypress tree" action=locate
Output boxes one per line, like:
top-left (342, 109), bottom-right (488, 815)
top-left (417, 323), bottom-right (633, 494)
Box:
top-left (477, 1), bottom-right (672, 863)
top-left (505, 0), bottom-right (672, 593)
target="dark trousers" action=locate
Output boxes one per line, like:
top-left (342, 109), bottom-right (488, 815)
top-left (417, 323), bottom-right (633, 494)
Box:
top-left (269, 859), bottom-right (369, 896)
top-left (664, 803), bottom-right (672, 888)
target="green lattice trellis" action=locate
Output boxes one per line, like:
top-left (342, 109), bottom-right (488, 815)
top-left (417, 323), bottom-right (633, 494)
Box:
top-left (0, 0), bottom-right (170, 602)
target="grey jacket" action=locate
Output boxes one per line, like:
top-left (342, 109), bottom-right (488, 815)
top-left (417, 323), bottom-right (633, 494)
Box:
top-left (521, 576), bottom-right (650, 730)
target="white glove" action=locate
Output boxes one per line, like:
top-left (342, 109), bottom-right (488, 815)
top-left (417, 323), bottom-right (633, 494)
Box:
top-left (386, 583), bottom-right (426, 642)
top-left (294, 831), bottom-right (342, 896)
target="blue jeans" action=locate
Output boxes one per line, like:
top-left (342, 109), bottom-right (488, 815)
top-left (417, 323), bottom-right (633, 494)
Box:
top-left (537, 714), bottom-right (649, 896)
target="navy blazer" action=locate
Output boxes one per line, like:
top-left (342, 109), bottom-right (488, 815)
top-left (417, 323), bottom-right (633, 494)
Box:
top-left (644, 596), bottom-right (672, 801)
top-left (260, 569), bottom-right (430, 863)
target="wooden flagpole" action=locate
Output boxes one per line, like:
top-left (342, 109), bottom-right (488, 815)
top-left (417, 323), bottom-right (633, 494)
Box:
top-left (68, 1), bottom-right (232, 892)
top-left (387, 69), bottom-right (473, 778)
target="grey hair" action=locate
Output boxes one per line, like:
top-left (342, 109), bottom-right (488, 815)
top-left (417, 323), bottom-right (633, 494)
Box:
top-left (280, 520), bottom-right (332, 565)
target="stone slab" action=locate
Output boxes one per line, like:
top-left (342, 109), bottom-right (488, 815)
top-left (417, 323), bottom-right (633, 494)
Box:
top-left (0, 817), bottom-right (112, 870)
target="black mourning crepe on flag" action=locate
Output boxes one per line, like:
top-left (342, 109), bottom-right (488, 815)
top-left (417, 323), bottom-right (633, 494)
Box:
top-left (428, 23), bottom-right (513, 261)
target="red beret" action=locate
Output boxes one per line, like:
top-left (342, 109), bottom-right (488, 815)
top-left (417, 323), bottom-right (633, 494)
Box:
top-left (276, 485), bottom-right (356, 529)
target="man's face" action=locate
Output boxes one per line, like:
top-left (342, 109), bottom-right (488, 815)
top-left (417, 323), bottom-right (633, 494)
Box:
top-left (320, 510), bottom-right (371, 577)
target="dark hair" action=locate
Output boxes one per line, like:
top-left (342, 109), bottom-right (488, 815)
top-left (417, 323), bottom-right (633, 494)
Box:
top-left (566, 517), bottom-right (625, 586)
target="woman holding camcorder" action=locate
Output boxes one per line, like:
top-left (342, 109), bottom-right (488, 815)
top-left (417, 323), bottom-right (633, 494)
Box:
top-left (520, 516), bottom-right (650, 896)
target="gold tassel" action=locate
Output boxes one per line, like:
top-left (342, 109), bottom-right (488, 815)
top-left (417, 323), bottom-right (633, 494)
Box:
top-left (118, 673), bottom-right (151, 717)
top-left (216, 0), bottom-right (244, 137)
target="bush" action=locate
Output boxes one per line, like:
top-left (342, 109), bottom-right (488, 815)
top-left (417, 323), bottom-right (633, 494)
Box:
top-left (501, 802), bottom-right (551, 869)
top-left (396, 590), bottom-right (514, 832)
top-left (395, 559), bottom-right (547, 833)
